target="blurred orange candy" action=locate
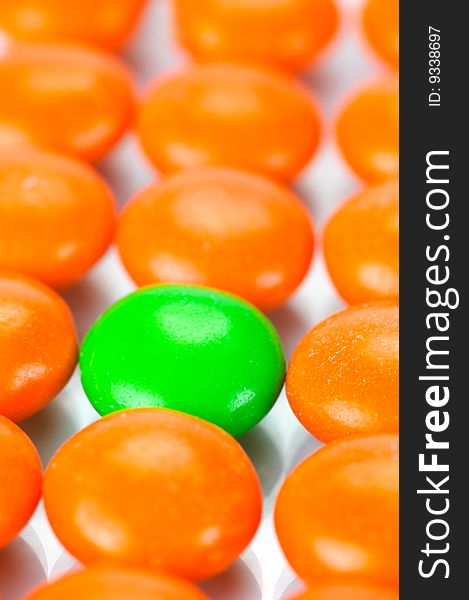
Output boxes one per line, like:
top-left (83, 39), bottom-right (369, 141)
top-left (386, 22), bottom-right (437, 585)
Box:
top-left (286, 302), bottom-right (398, 443)
top-left (362, 0), bottom-right (399, 69)
top-left (0, 42), bottom-right (134, 162)
top-left (137, 63), bottom-right (322, 182)
top-left (336, 80), bottom-right (398, 183)
top-left (0, 272), bottom-right (77, 422)
top-left (0, 1), bottom-right (148, 50)
top-left (0, 150), bottom-right (116, 288)
top-left (25, 566), bottom-right (209, 600)
top-left (288, 583), bottom-right (398, 600)
top-left (43, 408), bottom-right (262, 580)
top-left (117, 167), bottom-right (315, 310)
top-left (173, 0), bottom-right (339, 72)
top-left (324, 179), bottom-right (398, 304)
top-left (0, 415), bottom-right (42, 548)
top-left (275, 435), bottom-right (399, 587)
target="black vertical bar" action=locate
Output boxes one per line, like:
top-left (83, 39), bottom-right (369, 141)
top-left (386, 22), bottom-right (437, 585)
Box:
top-left (400, 2), bottom-right (466, 598)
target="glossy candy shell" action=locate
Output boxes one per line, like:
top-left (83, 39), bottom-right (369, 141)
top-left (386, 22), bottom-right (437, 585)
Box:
top-left (24, 566), bottom-right (209, 600)
top-left (336, 80), bottom-right (398, 183)
top-left (286, 302), bottom-right (399, 443)
top-left (0, 150), bottom-right (116, 288)
top-left (137, 63), bottom-right (321, 182)
top-left (275, 435), bottom-right (399, 587)
top-left (323, 179), bottom-right (399, 304)
top-left (0, 42), bottom-right (134, 162)
top-left (79, 285), bottom-right (285, 436)
top-left (0, 415), bottom-right (42, 548)
top-left (0, 272), bottom-right (77, 422)
top-left (173, 0), bottom-right (339, 72)
top-left (116, 167), bottom-right (314, 310)
top-left (43, 408), bottom-right (262, 580)
top-left (0, 0), bottom-right (148, 50)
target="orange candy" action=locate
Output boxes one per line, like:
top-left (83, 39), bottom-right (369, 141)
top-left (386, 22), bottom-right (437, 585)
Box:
top-left (0, 1), bottom-right (148, 50)
top-left (362, 0), bottom-right (399, 69)
top-left (288, 584), bottom-right (398, 600)
top-left (0, 415), bottom-right (42, 548)
top-left (275, 435), bottom-right (399, 587)
top-left (0, 42), bottom-right (134, 162)
top-left (0, 272), bottom-right (77, 422)
top-left (286, 303), bottom-right (398, 443)
top-left (117, 167), bottom-right (315, 310)
top-left (43, 408), bottom-right (262, 580)
top-left (0, 150), bottom-right (116, 288)
top-left (323, 180), bottom-right (399, 304)
top-left (173, 0), bottom-right (339, 72)
top-left (25, 567), bottom-right (209, 600)
top-left (137, 63), bottom-right (322, 182)
top-left (336, 80), bottom-right (398, 183)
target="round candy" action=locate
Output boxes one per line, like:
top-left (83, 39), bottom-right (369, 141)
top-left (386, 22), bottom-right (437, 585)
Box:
top-left (0, 149), bottom-right (116, 288)
top-left (362, 0), bottom-right (399, 69)
top-left (0, 415), bottom-right (42, 548)
top-left (137, 63), bottom-right (321, 182)
top-left (0, 1), bottom-right (148, 50)
top-left (323, 179), bottom-right (398, 304)
top-left (25, 566), bottom-right (209, 600)
top-left (116, 167), bottom-right (315, 310)
top-left (275, 435), bottom-right (399, 587)
top-left (43, 408), bottom-right (262, 580)
top-left (286, 302), bottom-right (398, 443)
top-left (0, 272), bottom-right (77, 422)
top-left (288, 584), bottom-right (398, 600)
top-left (173, 0), bottom-right (339, 72)
top-left (0, 42), bottom-right (134, 162)
top-left (336, 80), bottom-right (398, 183)
top-left (80, 285), bottom-right (285, 436)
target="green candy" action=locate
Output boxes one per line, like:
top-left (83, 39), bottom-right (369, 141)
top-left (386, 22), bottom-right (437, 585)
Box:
top-left (79, 285), bottom-right (285, 436)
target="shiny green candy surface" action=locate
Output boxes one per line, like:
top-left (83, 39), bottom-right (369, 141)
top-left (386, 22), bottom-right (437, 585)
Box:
top-left (79, 285), bottom-right (285, 436)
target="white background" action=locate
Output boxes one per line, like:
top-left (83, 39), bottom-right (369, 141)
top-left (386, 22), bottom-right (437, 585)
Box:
top-left (0, 0), bottom-right (390, 598)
